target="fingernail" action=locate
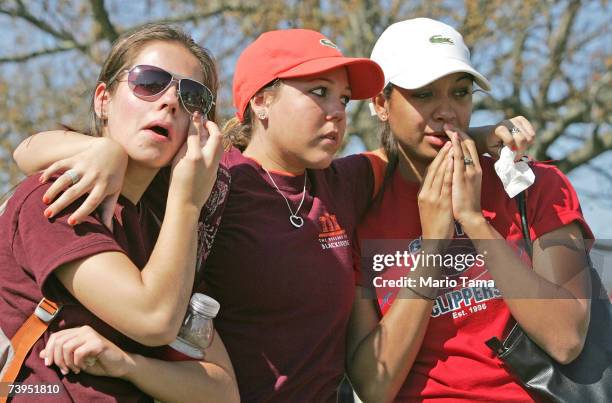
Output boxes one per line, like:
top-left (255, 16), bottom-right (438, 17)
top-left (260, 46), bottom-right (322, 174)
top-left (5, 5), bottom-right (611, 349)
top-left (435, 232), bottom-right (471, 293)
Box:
top-left (68, 217), bottom-right (78, 226)
top-left (42, 196), bottom-right (50, 204)
top-left (44, 209), bottom-right (52, 218)
top-left (44, 357), bottom-right (50, 366)
top-left (61, 368), bottom-right (68, 375)
top-left (39, 175), bottom-right (45, 183)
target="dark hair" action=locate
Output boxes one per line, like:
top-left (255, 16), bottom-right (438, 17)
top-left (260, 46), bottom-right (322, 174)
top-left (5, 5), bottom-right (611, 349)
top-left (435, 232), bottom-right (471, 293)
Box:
top-left (369, 83), bottom-right (399, 209)
top-left (90, 23), bottom-right (218, 136)
top-left (222, 79), bottom-right (281, 151)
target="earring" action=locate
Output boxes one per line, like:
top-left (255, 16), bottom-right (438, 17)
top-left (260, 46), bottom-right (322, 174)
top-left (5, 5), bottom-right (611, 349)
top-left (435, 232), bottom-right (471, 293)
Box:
top-left (379, 113), bottom-right (388, 121)
top-left (257, 112), bottom-right (266, 120)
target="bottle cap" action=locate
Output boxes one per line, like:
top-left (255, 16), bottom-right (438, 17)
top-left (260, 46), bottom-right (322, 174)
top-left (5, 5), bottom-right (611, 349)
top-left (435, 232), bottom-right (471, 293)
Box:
top-left (190, 293), bottom-right (220, 318)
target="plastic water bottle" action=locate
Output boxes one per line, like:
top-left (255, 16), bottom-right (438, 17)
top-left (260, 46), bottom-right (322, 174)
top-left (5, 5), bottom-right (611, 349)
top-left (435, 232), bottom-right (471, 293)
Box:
top-left (169, 293), bottom-right (220, 359)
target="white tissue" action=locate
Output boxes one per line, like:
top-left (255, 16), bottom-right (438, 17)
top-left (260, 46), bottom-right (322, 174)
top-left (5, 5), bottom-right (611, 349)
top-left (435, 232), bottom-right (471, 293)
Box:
top-left (494, 146), bottom-right (535, 198)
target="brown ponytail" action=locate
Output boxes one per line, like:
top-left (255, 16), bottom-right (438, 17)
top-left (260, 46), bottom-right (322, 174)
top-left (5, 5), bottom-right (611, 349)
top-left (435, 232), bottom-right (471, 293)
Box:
top-left (222, 108), bottom-right (253, 152)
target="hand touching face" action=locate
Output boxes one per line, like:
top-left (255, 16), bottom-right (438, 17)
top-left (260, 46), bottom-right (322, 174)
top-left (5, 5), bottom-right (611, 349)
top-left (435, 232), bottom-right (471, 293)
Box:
top-left (96, 41), bottom-right (205, 169)
top-left (386, 73), bottom-right (474, 171)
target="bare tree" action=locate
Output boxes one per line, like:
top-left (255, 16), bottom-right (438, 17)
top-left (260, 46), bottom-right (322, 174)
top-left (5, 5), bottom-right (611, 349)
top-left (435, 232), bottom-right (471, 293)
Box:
top-left (0, 0), bottom-right (610, 194)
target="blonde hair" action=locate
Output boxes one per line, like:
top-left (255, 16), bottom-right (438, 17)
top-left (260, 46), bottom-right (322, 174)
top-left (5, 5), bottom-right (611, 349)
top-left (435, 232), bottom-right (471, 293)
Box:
top-left (222, 108), bottom-right (253, 152)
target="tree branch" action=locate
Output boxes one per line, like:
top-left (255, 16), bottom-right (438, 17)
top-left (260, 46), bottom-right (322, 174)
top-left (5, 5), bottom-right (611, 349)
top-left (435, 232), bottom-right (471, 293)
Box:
top-left (535, 68), bottom-right (610, 160)
top-left (535, 102), bottom-right (588, 159)
top-left (154, 5), bottom-right (258, 25)
top-left (90, 0), bottom-right (118, 42)
top-left (0, 42), bottom-right (83, 63)
top-left (537, 0), bottom-right (580, 107)
top-left (567, 23), bottom-right (610, 56)
top-left (0, 1), bottom-right (88, 57)
top-left (510, 30), bottom-right (528, 101)
top-left (555, 128), bottom-right (612, 173)
top-left (0, 1), bottom-right (75, 43)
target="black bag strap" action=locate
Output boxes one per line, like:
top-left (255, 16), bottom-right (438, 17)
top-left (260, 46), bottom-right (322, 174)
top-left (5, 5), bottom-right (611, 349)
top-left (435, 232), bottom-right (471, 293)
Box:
top-left (485, 191), bottom-right (531, 354)
top-left (515, 191), bottom-right (532, 257)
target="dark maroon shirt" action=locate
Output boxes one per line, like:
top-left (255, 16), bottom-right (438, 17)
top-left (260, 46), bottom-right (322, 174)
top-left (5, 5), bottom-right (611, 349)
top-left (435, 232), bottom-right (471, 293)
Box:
top-left (199, 148), bottom-right (373, 402)
top-left (0, 168), bottom-right (230, 402)
top-left (0, 175), bottom-right (158, 402)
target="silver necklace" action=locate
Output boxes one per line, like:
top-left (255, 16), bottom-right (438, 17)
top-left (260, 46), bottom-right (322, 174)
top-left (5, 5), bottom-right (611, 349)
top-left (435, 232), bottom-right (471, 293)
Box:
top-left (262, 167), bottom-right (307, 228)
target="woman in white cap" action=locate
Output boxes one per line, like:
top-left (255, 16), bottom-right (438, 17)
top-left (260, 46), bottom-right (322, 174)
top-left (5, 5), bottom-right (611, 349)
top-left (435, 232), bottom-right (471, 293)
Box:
top-left (14, 27), bottom-right (534, 402)
top-left (347, 18), bottom-right (593, 402)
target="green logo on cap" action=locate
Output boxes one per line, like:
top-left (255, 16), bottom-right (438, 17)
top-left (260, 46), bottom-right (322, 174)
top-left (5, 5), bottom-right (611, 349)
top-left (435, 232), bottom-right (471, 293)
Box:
top-left (429, 35), bottom-right (454, 45)
top-left (320, 38), bottom-right (340, 50)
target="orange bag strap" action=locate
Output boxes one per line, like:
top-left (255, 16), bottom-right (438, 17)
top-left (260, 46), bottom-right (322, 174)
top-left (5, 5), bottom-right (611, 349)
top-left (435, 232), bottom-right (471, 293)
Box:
top-left (0, 298), bottom-right (60, 401)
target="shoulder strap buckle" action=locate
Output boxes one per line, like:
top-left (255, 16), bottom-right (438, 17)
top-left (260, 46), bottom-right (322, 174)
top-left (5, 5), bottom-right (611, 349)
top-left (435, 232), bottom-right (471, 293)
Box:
top-left (34, 298), bottom-right (61, 323)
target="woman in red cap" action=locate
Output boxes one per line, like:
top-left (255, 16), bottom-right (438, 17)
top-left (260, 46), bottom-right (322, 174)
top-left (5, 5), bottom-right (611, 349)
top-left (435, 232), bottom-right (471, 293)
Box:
top-left (13, 28), bottom-right (533, 402)
top-left (348, 18), bottom-right (593, 402)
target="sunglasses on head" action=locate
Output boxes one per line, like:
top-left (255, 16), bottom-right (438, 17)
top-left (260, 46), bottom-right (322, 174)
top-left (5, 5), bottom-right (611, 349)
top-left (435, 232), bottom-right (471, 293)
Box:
top-left (115, 64), bottom-right (215, 116)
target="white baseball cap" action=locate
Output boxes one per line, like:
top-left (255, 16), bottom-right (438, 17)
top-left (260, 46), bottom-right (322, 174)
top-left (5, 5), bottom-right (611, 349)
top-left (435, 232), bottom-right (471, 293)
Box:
top-left (371, 18), bottom-right (491, 91)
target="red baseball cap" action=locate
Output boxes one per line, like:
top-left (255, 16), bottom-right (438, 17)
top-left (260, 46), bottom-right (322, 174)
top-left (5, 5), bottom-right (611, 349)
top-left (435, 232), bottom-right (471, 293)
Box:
top-left (233, 29), bottom-right (384, 121)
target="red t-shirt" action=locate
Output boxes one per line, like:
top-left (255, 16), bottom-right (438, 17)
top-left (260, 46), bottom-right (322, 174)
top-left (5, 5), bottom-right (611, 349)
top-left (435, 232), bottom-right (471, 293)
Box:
top-left (0, 169), bottom-right (230, 402)
top-left (357, 155), bottom-right (593, 402)
top-left (198, 147), bottom-right (373, 402)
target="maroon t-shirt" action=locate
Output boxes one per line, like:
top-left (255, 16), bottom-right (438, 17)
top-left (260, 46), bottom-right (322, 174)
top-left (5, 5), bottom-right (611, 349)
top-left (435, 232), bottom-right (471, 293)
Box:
top-left (0, 170), bottom-right (229, 402)
top-left (0, 175), bottom-right (158, 402)
top-left (198, 147), bottom-right (373, 402)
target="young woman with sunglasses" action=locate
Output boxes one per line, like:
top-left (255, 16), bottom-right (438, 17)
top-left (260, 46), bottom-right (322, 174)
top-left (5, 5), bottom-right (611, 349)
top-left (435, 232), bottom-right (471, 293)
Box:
top-left (13, 28), bottom-right (533, 402)
top-left (347, 19), bottom-right (593, 402)
top-left (0, 24), bottom-right (239, 402)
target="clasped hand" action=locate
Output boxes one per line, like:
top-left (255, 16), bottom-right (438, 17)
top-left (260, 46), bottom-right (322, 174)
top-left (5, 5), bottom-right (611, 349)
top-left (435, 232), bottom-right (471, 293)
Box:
top-left (418, 125), bottom-right (484, 243)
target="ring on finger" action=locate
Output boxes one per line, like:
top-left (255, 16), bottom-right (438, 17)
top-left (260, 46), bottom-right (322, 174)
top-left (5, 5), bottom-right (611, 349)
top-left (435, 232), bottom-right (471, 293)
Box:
top-left (63, 169), bottom-right (81, 186)
top-left (463, 157), bottom-right (474, 166)
top-left (510, 126), bottom-right (521, 135)
top-left (85, 357), bottom-right (97, 367)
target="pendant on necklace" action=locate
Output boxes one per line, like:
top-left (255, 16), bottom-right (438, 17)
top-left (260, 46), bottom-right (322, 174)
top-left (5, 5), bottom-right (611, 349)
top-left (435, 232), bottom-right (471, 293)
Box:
top-left (290, 215), bottom-right (304, 228)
